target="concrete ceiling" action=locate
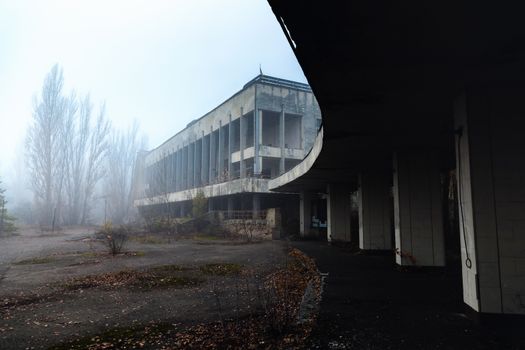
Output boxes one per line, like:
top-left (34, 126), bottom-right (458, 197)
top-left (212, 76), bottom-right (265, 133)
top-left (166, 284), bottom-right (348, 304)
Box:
top-left (267, 0), bottom-right (525, 193)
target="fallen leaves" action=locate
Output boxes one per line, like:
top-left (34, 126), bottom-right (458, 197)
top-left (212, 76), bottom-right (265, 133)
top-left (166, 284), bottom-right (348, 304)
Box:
top-left (62, 265), bottom-right (204, 291)
top-left (46, 249), bottom-right (321, 350)
top-left (2, 247), bottom-right (322, 350)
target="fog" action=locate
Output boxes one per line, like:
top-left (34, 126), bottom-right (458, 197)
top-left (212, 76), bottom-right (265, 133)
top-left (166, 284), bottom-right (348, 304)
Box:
top-left (0, 0), bottom-right (306, 215)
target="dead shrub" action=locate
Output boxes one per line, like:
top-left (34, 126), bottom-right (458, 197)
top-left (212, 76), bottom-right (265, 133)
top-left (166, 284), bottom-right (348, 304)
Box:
top-left (98, 222), bottom-right (129, 256)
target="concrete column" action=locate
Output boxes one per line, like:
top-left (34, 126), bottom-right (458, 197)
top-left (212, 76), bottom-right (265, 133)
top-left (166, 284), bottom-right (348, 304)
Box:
top-left (280, 105), bottom-right (285, 174)
top-left (178, 147), bottom-right (182, 190)
top-left (169, 151), bottom-right (175, 192)
top-left (201, 131), bottom-right (207, 185)
top-left (240, 108), bottom-right (246, 178)
top-left (180, 145), bottom-right (188, 190)
top-left (173, 150), bottom-right (179, 191)
top-left (299, 191), bottom-right (312, 237)
top-left (227, 196), bottom-right (234, 213)
top-left (228, 114), bottom-right (233, 180)
top-left (393, 150), bottom-right (444, 267)
top-left (327, 184), bottom-right (351, 242)
top-left (254, 109), bottom-right (262, 176)
top-left (209, 126), bottom-right (214, 184)
top-left (454, 88), bottom-right (525, 314)
top-left (193, 141), bottom-right (199, 187)
top-left (177, 148), bottom-right (182, 191)
top-left (188, 143), bottom-right (194, 188)
top-left (182, 146), bottom-right (186, 189)
top-left (218, 121), bottom-right (224, 180)
top-left (359, 169), bottom-right (392, 250)
top-left (252, 193), bottom-right (261, 218)
top-left (181, 147), bottom-right (185, 190)
top-left (182, 145), bottom-right (187, 190)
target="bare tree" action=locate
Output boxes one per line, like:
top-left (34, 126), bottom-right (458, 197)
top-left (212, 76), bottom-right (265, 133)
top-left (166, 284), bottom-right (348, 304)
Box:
top-left (104, 122), bottom-right (142, 224)
top-left (26, 64), bottom-right (67, 226)
top-left (61, 92), bottom-right (80, 225)
top-left (80, 101), bottom-right (111, 224)
top-left (62, 95), bottom-right (110, 225)
top-left (26, 65), bottom-right (111, 227)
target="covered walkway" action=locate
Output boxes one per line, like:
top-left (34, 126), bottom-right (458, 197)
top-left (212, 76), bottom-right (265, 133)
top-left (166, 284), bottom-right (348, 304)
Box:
top-left (294, 241), bottom-right (525, 349)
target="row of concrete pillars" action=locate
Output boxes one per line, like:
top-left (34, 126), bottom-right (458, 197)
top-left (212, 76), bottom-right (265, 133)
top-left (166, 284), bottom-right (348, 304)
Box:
top-left (300, 150), bottom-right (445, 267)
top-left (299, 88), bottom-right (525, 314)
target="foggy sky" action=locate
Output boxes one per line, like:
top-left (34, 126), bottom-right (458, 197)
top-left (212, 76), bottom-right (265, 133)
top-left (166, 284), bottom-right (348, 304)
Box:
top-left (0, 0), bottom-right (306, 193)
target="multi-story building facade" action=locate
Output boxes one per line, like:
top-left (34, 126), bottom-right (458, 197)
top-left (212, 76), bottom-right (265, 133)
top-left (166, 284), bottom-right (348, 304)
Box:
top-left (133, 74), bottom-right (321, 227)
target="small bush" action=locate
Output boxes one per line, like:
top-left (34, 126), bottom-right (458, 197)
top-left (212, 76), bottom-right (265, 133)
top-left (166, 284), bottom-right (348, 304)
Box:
top-left (98, 222), bottom-right (129, 256)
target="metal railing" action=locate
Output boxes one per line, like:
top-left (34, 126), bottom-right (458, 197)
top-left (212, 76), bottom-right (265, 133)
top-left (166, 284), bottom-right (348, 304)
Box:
top-left (206, 210), bottom-right (268, 221)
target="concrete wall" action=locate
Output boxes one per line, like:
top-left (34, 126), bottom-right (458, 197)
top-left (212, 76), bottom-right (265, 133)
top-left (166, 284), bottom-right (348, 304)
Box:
top-left (256, 82), bottom-right (321, 153)
top-left (393, 150), bottom-right (445, 266)
top-left (455, 88), bottom-right (525, 314)
top-left (327, 184), bottom-right (352, 242)
top-left (359, 170), bottom-right (392, 250)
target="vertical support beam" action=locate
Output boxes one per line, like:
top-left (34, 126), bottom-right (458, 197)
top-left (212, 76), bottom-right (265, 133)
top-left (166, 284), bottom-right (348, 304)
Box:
top-left (162, 152), bottom-right (168, 195)
top-left (183, 145), bottom-right (189, 190)
top-left (218, 121), bottom-right (224, 180)
top-left (227, 196), bottom-right (234, 213)
top-left (176, 147), bottom-right (181, 191)
top-left (299, 191), bottom-right (312, 237)
top-left (169, 151), bottom-right (175, 192)
top-left (209, 127), bottom-right (214, 183)
top-left (228, 114), bottom-right (233, 180)
top-left (174, 149), bottom-right (178, 192)
top-left (359, 168), bottom-right (392, 250)
top-left (393, 150), bottom-right (445, 267)
top-left (175, 146), bottom-right (180, 191)
top-left (182, 146), bottom-right (186, 190)
top-left (453, 88), bottom-right (525, 315)
top-left (201, 131), bottom-right (206, 185)
top-left (280, 105), bottom-right (285, 174)
top-left (240, 108), bottom-right (246, 178)
top-left (193, 141), bottom-right (198, 187)
top-left (188, 142), bottom-right (195, 188)
top-left (327, 184), bottom-right (351, 242)
top-left (179, 147), bottom-right (184, 190)
top-left (455, 93), bottom-right (483, 312)
top-left (254, 109), bottom-right (262, 176)
top-left (252, 193), bottom-right (261, 219)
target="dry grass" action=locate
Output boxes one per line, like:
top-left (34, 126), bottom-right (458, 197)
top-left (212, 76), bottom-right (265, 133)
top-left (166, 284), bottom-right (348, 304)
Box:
top-left (199, 263), bottom-right (243, 276)
top-left (13, 257), bottom-right (55, 265)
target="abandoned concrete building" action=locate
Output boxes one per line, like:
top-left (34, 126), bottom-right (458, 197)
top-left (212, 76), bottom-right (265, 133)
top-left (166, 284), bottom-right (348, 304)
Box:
top-left (132, 1), bottom-right (525, 318)
top-left (133, 74), bottom-right (322, 230)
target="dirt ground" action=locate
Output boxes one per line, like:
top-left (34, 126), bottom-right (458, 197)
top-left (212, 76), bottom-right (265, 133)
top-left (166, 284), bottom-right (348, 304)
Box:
top-left (0, 227), bottom-right (293, 350)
